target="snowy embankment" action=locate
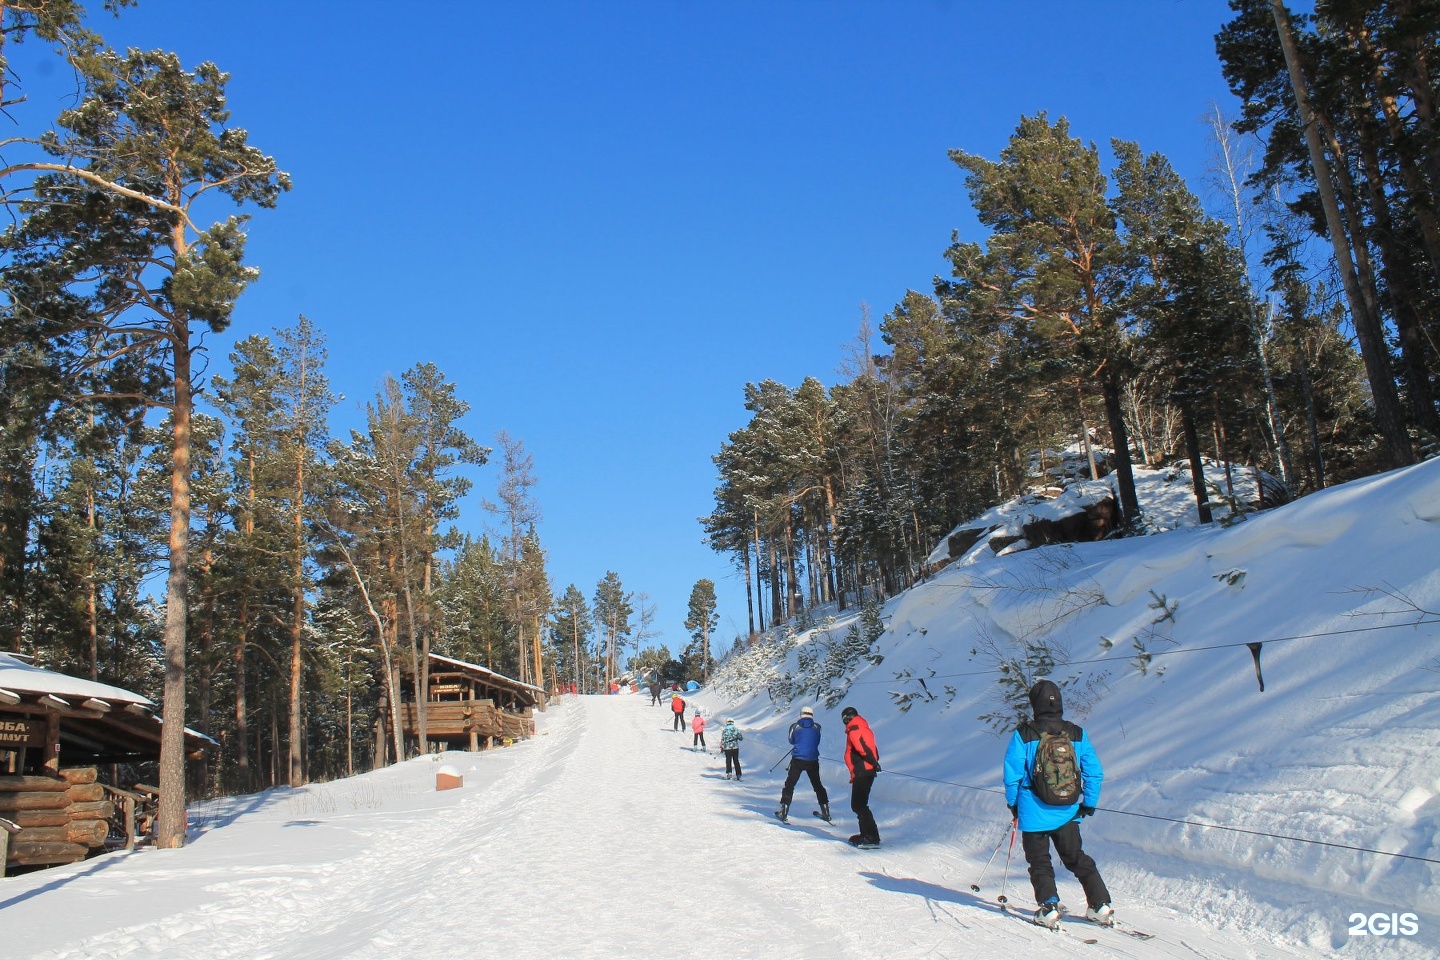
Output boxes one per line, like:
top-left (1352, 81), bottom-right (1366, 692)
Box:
top-left (708, 457), bottom-right (1440, 957)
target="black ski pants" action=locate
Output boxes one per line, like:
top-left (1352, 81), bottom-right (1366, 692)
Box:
top-left (672, 709), bottom-right (685, 731)
top-left (780, 758), bottom-right (828, 806)
top-left (850, 771), bottom-right (879, 842)
top-left (693, 731), bottom-right (706, 750)
top-left (723, 748), bottom-right (742, 779)
top-left (1022, 820), bottom-right (1111, 908)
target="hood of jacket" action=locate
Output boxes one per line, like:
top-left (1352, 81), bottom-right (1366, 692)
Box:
top-left (1028, 679), bottom-right (1063, 722)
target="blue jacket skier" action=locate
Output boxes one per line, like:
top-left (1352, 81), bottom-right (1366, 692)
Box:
top-left (1003, 679), bottom-right (1114, 928)
top-left (776, 706), bottom-right (829, 822)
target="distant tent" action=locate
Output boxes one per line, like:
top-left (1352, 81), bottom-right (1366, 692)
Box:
top-left (685, 680), bottom-right (700, 692)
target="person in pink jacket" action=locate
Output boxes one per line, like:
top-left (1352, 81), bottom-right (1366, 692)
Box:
top-left (691, 710), bottom-right (707, 753)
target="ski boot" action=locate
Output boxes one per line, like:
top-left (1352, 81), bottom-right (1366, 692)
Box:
top-left (1085, 903), bottom-right (1115, 927)
top-left (1034, 899), bottom-right (1061, 930)
top-left (776, 802), bottom-right (789, 822)
top-left (819, 802), bottom-right (831, 822)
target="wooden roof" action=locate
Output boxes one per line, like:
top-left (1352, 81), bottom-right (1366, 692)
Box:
top-left (0, 654), bottom-right (214, 764)
top-left (426, 653), bottom-right (545, 709)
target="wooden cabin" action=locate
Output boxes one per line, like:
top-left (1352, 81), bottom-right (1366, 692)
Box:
top-left (0, 652), bottom-right (213, 874)
top-left (394, 653), bottom-right (543, 755)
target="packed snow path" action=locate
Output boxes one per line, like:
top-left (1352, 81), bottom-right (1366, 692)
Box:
top-left (0, 695), bottom-right (1388, 958)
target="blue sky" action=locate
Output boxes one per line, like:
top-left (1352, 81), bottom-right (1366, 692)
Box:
top-left (14, 0), bottom-right (1245, 654)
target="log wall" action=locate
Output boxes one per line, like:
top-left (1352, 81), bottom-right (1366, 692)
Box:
top-left (0, 769), bottom-right (113, 869)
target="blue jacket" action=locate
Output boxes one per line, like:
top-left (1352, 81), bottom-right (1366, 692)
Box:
top-left (788, 717), bottom-right (821, 761)
top-left (1003, 723), bottom-right (1103, 833)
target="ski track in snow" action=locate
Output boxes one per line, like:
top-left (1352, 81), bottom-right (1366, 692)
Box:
top-left (5, 694), bottom-right (1405, 960)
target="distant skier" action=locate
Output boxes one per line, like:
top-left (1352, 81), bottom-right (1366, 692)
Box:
top-left (840, 706), bottom-right (881, 847)
top-left (649, 681), bottom-right (662, 705)
top-left (671, 692), bottom-right (687, 731)
top-left (776, 706), bottom-right (829, 823)
top-left (691, 709), bottom-right (707, 752)
top-left (720, 718), bottom-right (744, 780)
top-left (1003, 678), bottom-right (1114, 929)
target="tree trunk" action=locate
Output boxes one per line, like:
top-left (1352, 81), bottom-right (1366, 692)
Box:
top-left (1101, 375), bottom-right (1141, 524)
top-left (740, 537), bottom-right (755, 637)
top-left (1395, 0), bottom-right (1440, 236)
top-left (234, 456), bottom-right (256, 792)
top-left (197, 539), bottom-right (215, 794)
top-left (752, 510), bottom-right (765, 632)
top-left (1077, 393), bottom-right (1099, 481)
top-left (1182, 405), bottom-right (1213, 524)
top-left (86, 471), bottom-right (98, 681)
top-left (766, 526), bottom-right (781, 626)
top-left (1213, 394), bottom-right (1237, 502)
top-left (1344, 79), bottom-right (1440, 441)
top-left (1297, 345), bottom-right (1327, 489)
top-left (822, 477), bottom-right (841, 610)
top-left (157, 314), bottom-right (191, 850)
top-left (288, 355), bottom-right (309, 787)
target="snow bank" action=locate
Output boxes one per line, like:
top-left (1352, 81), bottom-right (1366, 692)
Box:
top-left (705, 458), bottom-right (1440, 956)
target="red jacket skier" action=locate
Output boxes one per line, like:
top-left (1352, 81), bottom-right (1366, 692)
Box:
top-left (841, 706), bottom-right (881, 847)
top-left (671, 693), bottom-right (686, 731)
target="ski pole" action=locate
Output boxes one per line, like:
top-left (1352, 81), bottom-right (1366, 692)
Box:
top-left (770, 749), bottom-right (794, 772)
top-left (996, 818), bottom-right (1018, 905)
top-left (969, 821), bottom-right (1014, 893)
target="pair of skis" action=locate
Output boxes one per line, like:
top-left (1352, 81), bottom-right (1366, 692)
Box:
top-left (999, 902), bottom-right (1154, 943)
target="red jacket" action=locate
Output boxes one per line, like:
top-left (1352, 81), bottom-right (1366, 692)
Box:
top-left (844, 714), bottom-right (881, 781)
top-left (672, 695), bottom-right (686, 714)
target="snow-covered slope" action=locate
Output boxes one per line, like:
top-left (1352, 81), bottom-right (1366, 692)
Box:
top-left (0, 696), bottom-right (1344, 960)
top-left (711, 457), bottom-right (1440, 956)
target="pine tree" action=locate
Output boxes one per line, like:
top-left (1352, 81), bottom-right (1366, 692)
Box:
top-left (591, 571), bottom-right (633, 690)
top-left (484, 430), bottom-right (543, 686)
top-left (683, 579), bottom-right (718, 682)
top-left (550, 584), bottom-right (591, 694)
top-left (1110, 139), bottom-right (1258, 520)
top-left (950, 113), bottom-right (1143, 526)
top-left (1, 45), bottom-right (288, 844)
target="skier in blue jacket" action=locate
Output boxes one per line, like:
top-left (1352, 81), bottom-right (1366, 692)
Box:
top-left (1003, 679), bottom-right (1113, 928)
top-left (776, 706), bottom-right (830, 823)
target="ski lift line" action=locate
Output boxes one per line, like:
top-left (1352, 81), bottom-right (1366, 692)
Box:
top-left (810, 755), bottom-right (1440, 866)
top-left (1094, 807), bottom-right (1440, 866)
top-left (846, 616), bottom-right (1440, 686)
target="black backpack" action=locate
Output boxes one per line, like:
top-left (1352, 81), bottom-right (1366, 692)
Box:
top-left (1020, 721), bottom-right (1081, 806)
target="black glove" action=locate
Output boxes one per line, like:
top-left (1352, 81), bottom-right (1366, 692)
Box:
top-left (1078, 805), bottom-right (1096, 818)
top-left (1008, 804), bottom-right (1018, 820)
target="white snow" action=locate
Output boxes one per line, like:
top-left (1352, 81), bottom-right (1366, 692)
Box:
top-left (4, 460), bottom-right (1440, 958)
top-left (0, 655), bottom-right (152, 707)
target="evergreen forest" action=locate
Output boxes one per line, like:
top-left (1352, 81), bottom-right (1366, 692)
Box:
top-left (704, 0), bottom-right (1440, 635)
